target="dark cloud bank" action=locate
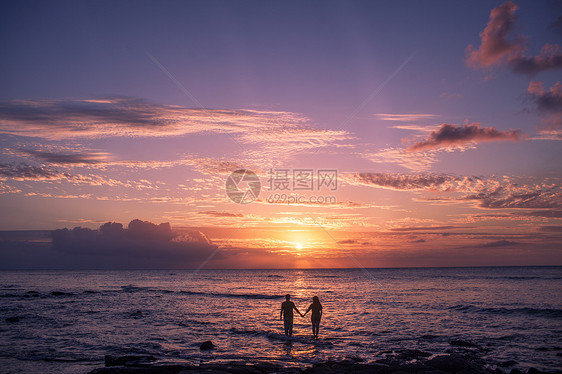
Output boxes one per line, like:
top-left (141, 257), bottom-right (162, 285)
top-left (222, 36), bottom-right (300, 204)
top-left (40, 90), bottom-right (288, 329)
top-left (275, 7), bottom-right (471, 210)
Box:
top-left (0, 220), bottom-right (218, 269)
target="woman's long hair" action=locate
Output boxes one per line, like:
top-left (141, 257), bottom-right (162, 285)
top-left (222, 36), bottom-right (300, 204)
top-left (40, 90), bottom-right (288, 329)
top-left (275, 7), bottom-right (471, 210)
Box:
top-left (312, 296), bottom-right (320, 305)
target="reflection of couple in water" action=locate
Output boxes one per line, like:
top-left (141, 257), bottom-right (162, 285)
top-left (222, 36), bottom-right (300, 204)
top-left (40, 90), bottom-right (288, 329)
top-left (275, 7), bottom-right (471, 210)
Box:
top-left (280, 294), bottom-right (323, 338)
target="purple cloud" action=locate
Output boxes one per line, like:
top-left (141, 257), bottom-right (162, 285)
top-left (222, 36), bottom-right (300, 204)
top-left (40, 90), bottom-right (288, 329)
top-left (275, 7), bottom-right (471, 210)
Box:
top-left (467, 2), bottom-right (562, 76)
top-left (0, 163), bottom-right (59, 180)
top-left (509, 44), bottom-right (562, 76)
top-left (349, 172), bottom-right (561, 210)
top-left (20, 149), bottom-right (111, 165)
top-left (528, 81), bottom-right (562, 113)
top-left (51, 219), bottom-right (218, 269)
top-left (472, 240), bottom-right (519, 248)
top-left (406, 123), bottom-right (522, 152)
top-left (350, 173), bottom-right (460, 190)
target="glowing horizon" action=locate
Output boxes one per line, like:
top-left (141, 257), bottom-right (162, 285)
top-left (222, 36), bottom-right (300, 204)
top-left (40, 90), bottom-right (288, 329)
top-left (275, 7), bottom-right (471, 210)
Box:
top-left (0, 1), bottom-right (561, 269)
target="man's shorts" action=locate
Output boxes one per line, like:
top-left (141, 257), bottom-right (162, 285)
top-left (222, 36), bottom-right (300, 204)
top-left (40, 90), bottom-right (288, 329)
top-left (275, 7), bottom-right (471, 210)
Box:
top-left (284, 318), bottom-right (293, 331)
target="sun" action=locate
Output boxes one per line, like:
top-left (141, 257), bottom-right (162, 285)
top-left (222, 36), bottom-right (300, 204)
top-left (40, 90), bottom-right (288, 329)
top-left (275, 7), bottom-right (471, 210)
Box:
top-left (295, 242), bottom-right (303, 250)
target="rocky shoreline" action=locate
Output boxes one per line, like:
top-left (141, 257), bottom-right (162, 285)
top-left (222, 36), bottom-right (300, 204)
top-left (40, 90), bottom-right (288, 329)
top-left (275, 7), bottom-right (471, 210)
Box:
top-left (88, 349), bottom-right (559, 374)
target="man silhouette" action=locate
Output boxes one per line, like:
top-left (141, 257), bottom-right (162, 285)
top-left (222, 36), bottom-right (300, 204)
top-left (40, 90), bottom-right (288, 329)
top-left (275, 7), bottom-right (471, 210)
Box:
top-left (280, 294), bottom-right (303, 336)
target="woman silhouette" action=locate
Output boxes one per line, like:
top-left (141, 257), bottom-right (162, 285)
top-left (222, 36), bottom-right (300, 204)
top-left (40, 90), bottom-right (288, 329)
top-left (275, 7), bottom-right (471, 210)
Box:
top-left (303, 296), bottom-right (323, 338)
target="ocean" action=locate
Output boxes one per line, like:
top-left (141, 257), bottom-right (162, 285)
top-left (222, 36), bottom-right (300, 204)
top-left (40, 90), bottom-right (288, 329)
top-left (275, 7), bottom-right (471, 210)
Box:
top-left (0, 267), bottom-right (561, 373)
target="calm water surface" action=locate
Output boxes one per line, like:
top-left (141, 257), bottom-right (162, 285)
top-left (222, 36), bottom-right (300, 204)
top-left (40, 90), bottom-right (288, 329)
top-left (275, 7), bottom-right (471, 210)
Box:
top-left (0, 267), bottom-right (561, 373)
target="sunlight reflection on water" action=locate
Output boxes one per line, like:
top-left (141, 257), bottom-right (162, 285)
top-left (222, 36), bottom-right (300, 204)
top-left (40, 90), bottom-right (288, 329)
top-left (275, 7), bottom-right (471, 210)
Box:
top-left (0, 267), bottom-right (561, 372)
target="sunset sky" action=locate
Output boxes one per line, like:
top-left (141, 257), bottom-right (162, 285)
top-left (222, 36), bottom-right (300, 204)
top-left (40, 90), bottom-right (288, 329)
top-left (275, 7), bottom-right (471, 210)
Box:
top-left (0, 0), bottom-right (561, 269)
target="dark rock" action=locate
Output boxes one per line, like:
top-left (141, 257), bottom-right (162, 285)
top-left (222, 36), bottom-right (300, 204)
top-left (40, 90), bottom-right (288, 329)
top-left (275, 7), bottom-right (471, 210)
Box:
top-left (397, 349), bottom-right (432, 360)
top-left (90, 368), bottom-right (172, 373)
top-left (199, 341), bottom-right (215, 350)
top-left (5, 316), bottom-right (20, 322)
top-left (88, 358), bottom-right (516, 374)
top-left (104, 355), bottom-right (156, 367)
top-left (302, 361), bottom-right (387, 373)
top-left (450, 339), bottom-right (480, 348)
top-left (194, 363), bottom-right (290, 373)
top-left (374, 357), bottom-right (395, 365)
top-left (427, 354), bottom-right (484, 373)
top-left (388, 361), bottom-right (429, 372)
top-left (344, 356), bottom-right (364, 363)
top-left (526, 369), bottom-right (547, 374)
top-left (499, 360), bottom-right (519, 367)
top-left (91, 363), bottom-right (195, 373)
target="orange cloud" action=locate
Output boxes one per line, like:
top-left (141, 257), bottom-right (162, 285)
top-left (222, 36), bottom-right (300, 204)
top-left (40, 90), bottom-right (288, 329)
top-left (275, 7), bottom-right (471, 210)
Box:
top-left (466, 1), bottom-right (521, 68)
top-left (363, 147), bottom-right (439, 171)
top-left (376, 113), bottom-right (437, 122)
top-left (0, 98), bottom-right (351, 166)
top-left (0, 98), bottom-right (293, 139)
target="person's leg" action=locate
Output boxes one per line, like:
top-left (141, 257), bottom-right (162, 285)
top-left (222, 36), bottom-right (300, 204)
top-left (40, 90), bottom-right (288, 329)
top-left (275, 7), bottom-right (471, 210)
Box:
top-left (283, 319), bottom-right (289, 335)
top-left (312, 322), bottom-right (315, 337)
top-left (312, 320), bottom-right (320, 337)
top-left (313, 322), bottom-right (317, 338)
top-left (287, 318), bottom-right (293, 336)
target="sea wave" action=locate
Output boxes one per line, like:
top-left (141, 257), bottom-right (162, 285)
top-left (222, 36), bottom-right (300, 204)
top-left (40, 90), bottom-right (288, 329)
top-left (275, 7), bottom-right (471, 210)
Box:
top-left (1, 287), bottom-right (284, 300)
top-left (179, 290), bottom-right (284, 300)
top-left (448, 304), bottom-right (562, 318)
top-left (121, 285), bottom-right (151, 292)
top-left (228, 327), bottom-right (332, 344)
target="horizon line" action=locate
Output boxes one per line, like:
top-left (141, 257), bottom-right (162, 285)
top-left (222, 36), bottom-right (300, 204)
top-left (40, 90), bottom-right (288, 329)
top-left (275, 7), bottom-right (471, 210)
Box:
top-left (1, 264), bottom-right (560, 271)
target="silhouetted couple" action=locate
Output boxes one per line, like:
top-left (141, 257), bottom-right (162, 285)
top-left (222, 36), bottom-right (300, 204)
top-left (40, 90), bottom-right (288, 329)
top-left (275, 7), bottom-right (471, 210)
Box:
top-left (280, 294), bottom-right (323, 338)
